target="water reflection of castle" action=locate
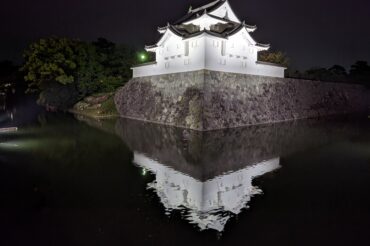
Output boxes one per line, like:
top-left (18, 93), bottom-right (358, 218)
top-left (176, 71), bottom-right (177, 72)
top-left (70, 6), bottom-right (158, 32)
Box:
top-left (113, 117), bottom-right (359, 232)
top-left (134, 153), bottom-right (280, 231)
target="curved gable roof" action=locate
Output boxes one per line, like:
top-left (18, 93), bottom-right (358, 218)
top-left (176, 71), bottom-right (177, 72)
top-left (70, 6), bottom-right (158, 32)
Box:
top-left (148, 22), bottom-right (269, 51)
top-left (145, 25), bottom-right (185, 51)
top-left (182, 11), bottom-right (228, 26)
top-left (174, 0), bottom-right (228, 25)
top-left (208, 0), bottom-right (241, 23)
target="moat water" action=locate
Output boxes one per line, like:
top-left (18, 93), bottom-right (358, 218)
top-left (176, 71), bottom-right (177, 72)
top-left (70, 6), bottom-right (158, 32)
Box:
top-left (1, 96), bottom-right (370, 245)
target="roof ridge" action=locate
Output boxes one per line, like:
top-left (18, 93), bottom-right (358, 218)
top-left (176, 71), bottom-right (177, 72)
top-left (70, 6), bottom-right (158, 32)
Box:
top-left (190, 0), bottom-right (224, 13)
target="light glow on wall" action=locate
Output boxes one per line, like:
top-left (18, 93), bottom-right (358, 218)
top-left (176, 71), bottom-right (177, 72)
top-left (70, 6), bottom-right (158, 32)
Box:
top-left (138, 52), bottom-right (148, 63)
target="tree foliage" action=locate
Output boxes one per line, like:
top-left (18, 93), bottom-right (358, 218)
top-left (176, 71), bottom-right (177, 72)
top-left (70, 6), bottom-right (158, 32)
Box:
top-left (349, 61), bottom-right (370, 83)
top-left (258, 51), bottom-right (290, 67)
top-left (92, 38), bottom-right (137, 92)
top-left (22, 37), bottom-right (80, 88)
top-left (0, 60), bottom-right (17, 78)
top-left (287, 62), bottom-right (370, 86)
top-left (0, 60), bottom-right (22, 93)
top-left (21, 37), bottom-right (136, 109)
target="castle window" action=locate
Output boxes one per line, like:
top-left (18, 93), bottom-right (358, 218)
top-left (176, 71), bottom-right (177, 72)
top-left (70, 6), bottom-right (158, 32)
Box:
top-left (165, 62), bottom-right (170, 68)
top-left (218, 59), bottom-right (226, 65)
top-left (221, 41), bottom-right (226, 56)
top-left (184, 59), bottom-right (190, 65)
top-left (185, 41), bottom-right (189, 56)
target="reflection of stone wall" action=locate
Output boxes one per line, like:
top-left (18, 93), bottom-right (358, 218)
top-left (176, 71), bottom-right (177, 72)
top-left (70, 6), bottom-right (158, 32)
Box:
top-left (115, 117), bottom-right (363, 181)
top-left (114, 70), bottom-right (370, 130)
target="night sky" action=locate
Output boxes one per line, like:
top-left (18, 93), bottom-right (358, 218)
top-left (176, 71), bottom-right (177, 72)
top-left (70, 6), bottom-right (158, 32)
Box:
top-left (1, 0), bottom-right (370, 70)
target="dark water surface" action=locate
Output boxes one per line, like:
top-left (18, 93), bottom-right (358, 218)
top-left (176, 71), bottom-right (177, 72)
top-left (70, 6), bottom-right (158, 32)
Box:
top-left (1, 98), bottom-right (370, 245)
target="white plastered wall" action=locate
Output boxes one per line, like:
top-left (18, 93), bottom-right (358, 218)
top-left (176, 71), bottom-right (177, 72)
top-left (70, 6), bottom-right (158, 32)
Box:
top-left (133, 26), bottom-right (285, 78)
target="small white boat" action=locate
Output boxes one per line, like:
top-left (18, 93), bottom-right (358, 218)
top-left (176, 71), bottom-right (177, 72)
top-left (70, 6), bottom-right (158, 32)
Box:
top-left (0, 127), bottom-right (18, 133)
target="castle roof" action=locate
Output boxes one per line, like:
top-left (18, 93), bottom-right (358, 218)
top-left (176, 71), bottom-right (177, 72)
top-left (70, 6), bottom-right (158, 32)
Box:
top-left (174, 0), bottom-right (227, 25)
top-left (170, 10), bottom-right (257, 33)
top-left (172, 0), bottom-right (258, 31)
top-left (147, 0), bottom-right (269, 51)
top-left (149, 22), bottom-right (269, 50)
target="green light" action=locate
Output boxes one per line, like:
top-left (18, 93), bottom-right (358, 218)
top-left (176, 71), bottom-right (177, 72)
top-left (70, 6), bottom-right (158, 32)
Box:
top-left (139, 53), bottom-right (147, 62)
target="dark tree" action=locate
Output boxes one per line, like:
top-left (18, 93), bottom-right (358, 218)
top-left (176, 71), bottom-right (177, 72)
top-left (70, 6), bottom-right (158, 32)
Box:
top-left (0, 60), bottom-right (17, 77)
top-left (92, 38), bottom-right (137, 90)
top-left (285, 69), bottom-right (303, 79)
top-left (328, 65), bottom-right (347, 76)
top-left (0, 60), bottom-right (22, 94)
top-left (328, 65), bottom-right (347, 82)
top-left (303, 67), bottom-right (332, 81)
top-left (349, 61), bottom-right (370, 84)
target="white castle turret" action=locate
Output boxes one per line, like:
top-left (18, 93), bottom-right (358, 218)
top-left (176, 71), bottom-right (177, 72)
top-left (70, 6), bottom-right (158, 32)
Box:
top-left (132, 0), bottom-right (286, 78)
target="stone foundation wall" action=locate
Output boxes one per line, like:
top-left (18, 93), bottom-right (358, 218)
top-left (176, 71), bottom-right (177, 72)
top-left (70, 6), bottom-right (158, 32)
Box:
top-left (114, 70), bottom-right (370, 131)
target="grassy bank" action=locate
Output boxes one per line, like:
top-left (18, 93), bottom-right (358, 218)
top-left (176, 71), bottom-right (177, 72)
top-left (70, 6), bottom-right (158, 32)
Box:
top-left (69, 92), bottom-right (119, 119)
